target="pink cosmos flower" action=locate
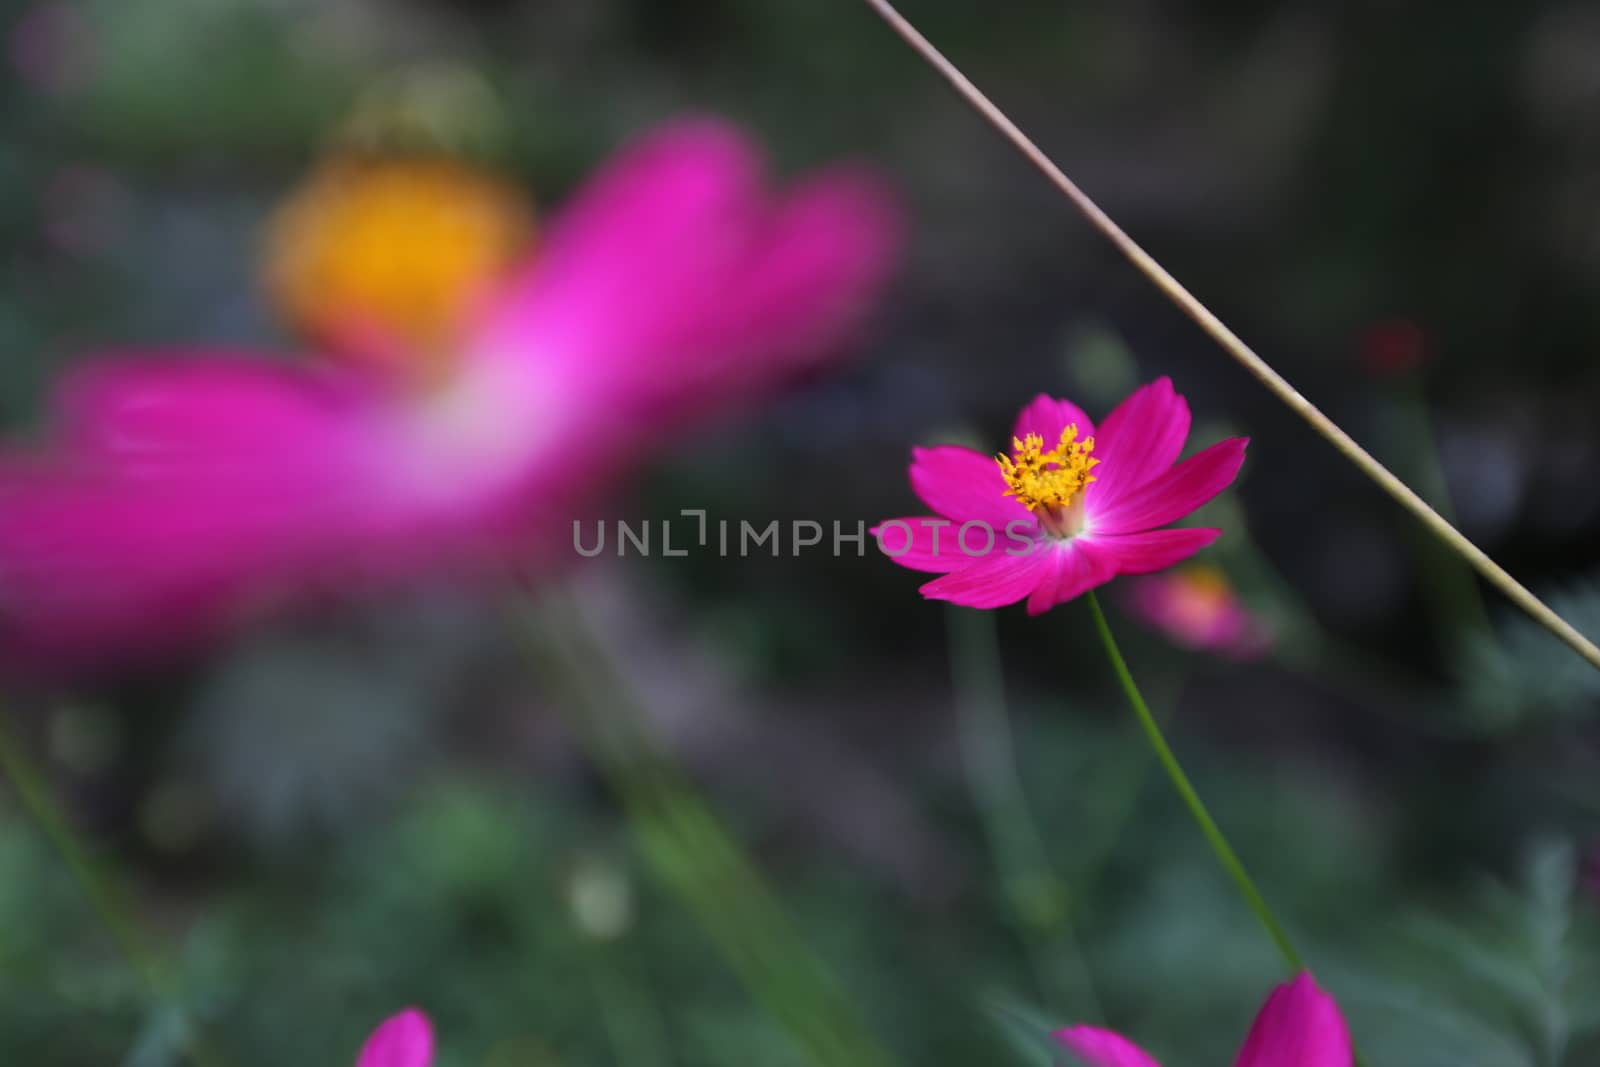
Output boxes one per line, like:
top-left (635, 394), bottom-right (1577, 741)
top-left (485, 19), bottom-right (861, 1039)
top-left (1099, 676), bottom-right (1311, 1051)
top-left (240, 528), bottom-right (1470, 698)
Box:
top-left (0, 118), bottom-right (900, 670)
top-left (356, 1008), bottom-right (434, 1067)
top-left (1055, 973), bottom-right (1352, 1067)
top-left (874, 379), bottom-right (1247, 614)
top-left (1127, 564), bottom-right (1273, 661)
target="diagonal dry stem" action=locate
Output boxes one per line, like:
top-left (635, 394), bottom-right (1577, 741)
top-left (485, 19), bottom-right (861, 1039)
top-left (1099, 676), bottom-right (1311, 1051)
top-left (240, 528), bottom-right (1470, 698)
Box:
top-left (860, 0), bottom-right (1600, 672)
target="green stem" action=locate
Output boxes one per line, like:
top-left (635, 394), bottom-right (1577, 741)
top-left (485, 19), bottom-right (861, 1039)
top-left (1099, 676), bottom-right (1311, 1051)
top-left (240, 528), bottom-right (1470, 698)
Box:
top-left (1085, 597), bottom-right (1373, 1067)
top-left (0, 715), bottom-right (158, 983)
top-left (0, 711), bottom-right (232, 1067)
top-left (1399, 381), bottom-right (1495, 643)
top-left (523, 588), bottom-right (899, 1067)
top-left (1063, 673), bottom-right (1186, 916)
top-left (583, 940), bottom-right (673, 1067)
top-left (945, 606), bottom-right (1102, 1018)
top-left (1084, 591), bottom-right (1305, 972)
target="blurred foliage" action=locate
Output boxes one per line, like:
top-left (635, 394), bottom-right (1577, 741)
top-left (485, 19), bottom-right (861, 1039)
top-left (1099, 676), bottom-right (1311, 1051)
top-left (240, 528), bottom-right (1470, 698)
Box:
top-left (1461, 577), bottom-right (1600, 732)
top-left (1358, 841), bottom-right (1600, 1066)
top-left (3, 696), bottom-right (1597, 1063)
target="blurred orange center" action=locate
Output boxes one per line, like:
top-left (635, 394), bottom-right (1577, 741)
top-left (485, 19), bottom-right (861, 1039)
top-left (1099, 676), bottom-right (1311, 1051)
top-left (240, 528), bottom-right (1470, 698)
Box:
top-left (1168, 565), bottom-right (1233, 624)
top-left (264, 156), bottom-right (534, 377)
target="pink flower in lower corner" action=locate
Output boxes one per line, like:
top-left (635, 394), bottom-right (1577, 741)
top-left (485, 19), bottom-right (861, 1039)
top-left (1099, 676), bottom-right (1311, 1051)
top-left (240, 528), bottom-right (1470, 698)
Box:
top-left (1127, 564), bottom-right (1272, 661)
top-left (1056, 973), bottom-right (1352, 1067)
top-left (0, 118), bottom-right (900, 671)
top-left (873, 379), bottom-right (1247, 614)
top-left (357, 1009), bottom-right (434, 1067)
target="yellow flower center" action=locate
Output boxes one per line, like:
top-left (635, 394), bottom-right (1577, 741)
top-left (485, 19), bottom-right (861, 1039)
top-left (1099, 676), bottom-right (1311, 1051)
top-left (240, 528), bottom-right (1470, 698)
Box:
top-left (996, 425), bottom-right (1100, 525)
top-left (263, 155), bottom-right (534, 382)
top-left (1175, 564), bottom-right (1231, 602)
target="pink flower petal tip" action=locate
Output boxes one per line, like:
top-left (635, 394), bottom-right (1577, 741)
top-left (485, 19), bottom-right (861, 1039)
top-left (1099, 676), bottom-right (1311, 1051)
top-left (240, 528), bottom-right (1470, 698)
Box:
top-left (1052, 973), bottom-right (1353, 1067)
top-left (877, 378), bottom-right (1247, 615)
top-left (1234, 973), bottom-right (1353, 1067)
top-left (1053, 1026), bottom-right (1164, 1067)
top-left (356, 1008), bottom-right (435, 1067)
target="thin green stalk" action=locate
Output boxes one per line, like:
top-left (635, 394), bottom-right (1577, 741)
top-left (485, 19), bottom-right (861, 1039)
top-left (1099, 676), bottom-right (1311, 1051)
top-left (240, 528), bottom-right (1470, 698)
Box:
top-left (1085, 598), bottom-right (1378, 1065)
top-left (1394, 378), bottom-right (1494, 643)
top-left (583, 942), bottom-right (673, 1067)
top-left (945, 606), bottom-right (1102, 1018)
top-left (860, 0), bottom-right (1600, 674)
top-left (523, 589), bottom-right (900, 1067)
top-left (0, 712), bottom-right (231, 1067)
top-left (1062, 674), bottom-right (1187, 917)
top-left (1083, 591), bottom-right (1305, 972)
top-left (0, 715), bottom-right (160, 984)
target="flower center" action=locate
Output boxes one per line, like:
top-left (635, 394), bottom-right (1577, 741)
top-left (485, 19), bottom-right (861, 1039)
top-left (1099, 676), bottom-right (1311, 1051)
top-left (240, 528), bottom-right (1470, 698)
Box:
top-left (1167, 565), bottom-right (1234, 627)
top-left (996, 425), bottom-right (1100, 534)
top-left (263, 155), bottom-right (534, 385)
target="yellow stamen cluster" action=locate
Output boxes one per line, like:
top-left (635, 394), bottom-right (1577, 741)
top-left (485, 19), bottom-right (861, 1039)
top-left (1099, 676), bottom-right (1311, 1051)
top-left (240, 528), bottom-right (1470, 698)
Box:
top-left (264, 156), bottom-right (534, 369)
top-left (997, 425), bottom-right (1100, 513)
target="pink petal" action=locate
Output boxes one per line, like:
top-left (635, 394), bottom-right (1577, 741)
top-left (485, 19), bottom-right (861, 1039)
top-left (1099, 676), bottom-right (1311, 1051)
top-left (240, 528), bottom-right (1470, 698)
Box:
top-left (509, 119), bottom-right (765, 302)
top-left (872, 515), bottom-right (1029, 573)
top-left (1012, 393), bottom-right (1096, 444)
top-left (1025, 540), bottom-right (1115, 614)
top-left (1088, 378), bottom-right (1191, 509)
top-left (474, 117), bottom-right (901, 430)
top-left (1054, 1027), bottom-right (1164, 1067)
top-left (909, 445), bottom-right (1035, 528)
top-left (472, 118), bottom-right (762, 382)
top-left (0, 357), bottom-right (507, 670)
top-left (717, 167), bottom-right (901, 380)
top-left (1232, 974), bottom-right (1353, 1067)
top-left (47, 351), bottom-right (379, 468)
top-left (1082, 527), bottom-right (1221, 574)
top-left (918, 544), bottom-right (1055, 610)
top-left (356, 1008), bottom-right (435, 1067)
top-left (1090, 438), bottom-right (1247, 535)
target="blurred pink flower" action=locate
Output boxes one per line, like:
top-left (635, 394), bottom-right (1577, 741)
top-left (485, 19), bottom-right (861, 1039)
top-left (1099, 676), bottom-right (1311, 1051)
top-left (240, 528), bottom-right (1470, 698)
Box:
top-left (1055, 973), bottom-right (1352, 1067)
top-left (0, 119), bottom-right (900, 670)
top-left (1127, 564), bottom-right (1272, 660)
top-left (356, 1008), bottom-right (433, 1067)
top-left (874, 379), bottom-right (1247, 614)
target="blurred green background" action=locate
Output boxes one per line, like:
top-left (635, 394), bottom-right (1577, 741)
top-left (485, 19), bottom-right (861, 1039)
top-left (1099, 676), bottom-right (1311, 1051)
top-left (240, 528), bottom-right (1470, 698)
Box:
top-left (3, 0), bottom-right (1600, 1064)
